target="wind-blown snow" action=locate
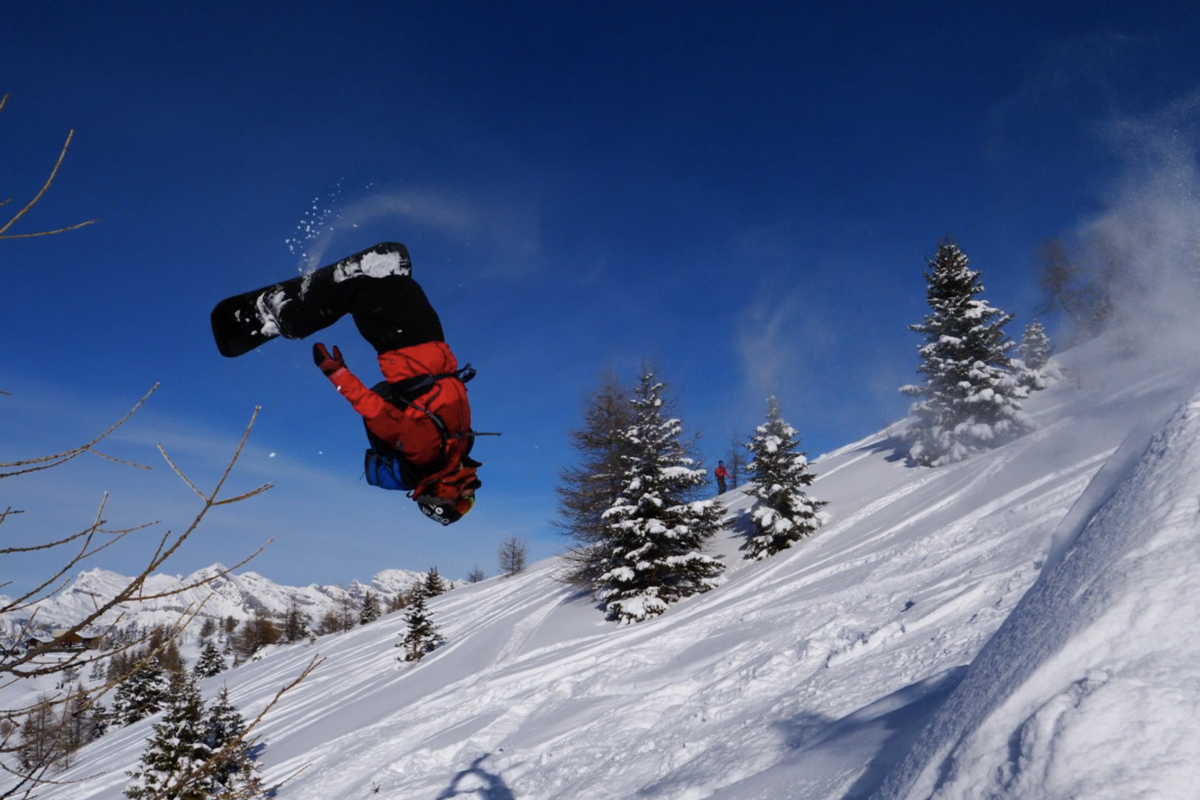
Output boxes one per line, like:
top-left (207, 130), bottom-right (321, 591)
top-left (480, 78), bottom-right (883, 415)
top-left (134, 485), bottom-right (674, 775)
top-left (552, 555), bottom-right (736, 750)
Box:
top-left (14, 336), bottom-right (1200, 799)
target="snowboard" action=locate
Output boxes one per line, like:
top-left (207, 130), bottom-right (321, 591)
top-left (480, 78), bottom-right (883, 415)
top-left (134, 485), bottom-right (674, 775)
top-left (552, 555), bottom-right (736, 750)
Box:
top-left (210, 242), bottom-right (411, 358)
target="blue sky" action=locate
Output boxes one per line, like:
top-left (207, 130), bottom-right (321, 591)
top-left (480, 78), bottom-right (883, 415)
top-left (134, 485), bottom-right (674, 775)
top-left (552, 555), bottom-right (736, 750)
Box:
top-left (3, 1), bottom-right (1199, 592)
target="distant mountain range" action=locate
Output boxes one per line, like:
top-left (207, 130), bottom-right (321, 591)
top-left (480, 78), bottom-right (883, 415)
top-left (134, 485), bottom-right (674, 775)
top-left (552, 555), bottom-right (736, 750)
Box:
top-left (0, 564), bottom-right (453, 640)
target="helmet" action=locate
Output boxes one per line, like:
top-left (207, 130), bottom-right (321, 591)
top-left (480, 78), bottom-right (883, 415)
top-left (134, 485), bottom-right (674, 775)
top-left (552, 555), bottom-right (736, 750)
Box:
top-left (412, 461), bottom-right (481, 526)
top-left (416, 490), bottom-right (475, 526)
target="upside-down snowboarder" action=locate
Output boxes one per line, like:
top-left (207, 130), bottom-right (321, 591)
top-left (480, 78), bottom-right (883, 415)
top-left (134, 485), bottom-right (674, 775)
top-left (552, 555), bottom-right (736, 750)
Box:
top-left (211, 242), bottom-right (482, 525)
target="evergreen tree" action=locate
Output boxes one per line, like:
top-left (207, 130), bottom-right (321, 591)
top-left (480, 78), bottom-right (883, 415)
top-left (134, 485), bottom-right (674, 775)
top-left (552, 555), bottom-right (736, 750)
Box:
top-left (1016, 320), bottom-right (1061, 390)
top-left (744, 396), bottom-right (827, 559)
top-left (359, 591), bottom-right (382, 625)
top-left (596, 367), bottom-right (726, 623)
top-left (112, 658), bottom-right (169, 727)
top-left (555, 371), bottom-right (638, 589)
top-left (901, 241), bottom-right (1031, 466)
top-left (193, 639), bottom-right (227, 679)
top-left (397, 586), bottom-right (444, 662)
top-left (422, 567), bottom-right (446, 598)
top-left (203, 686), bottom-right (263, 797)
top-left (124, 671), bottom-right (211, 800)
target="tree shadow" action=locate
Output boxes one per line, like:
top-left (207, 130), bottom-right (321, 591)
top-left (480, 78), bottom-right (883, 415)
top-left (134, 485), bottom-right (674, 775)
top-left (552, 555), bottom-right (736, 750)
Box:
top-left (851, 433), bottom-right (912, 465)
top-left (727, 505), bottom-right (758, 555)
top-left (434, 753), bottom-right (515, 800)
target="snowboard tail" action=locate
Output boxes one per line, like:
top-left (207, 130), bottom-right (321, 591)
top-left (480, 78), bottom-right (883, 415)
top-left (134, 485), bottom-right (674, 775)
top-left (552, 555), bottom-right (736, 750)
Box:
top-left (210, 242), bottom-right (410, 358)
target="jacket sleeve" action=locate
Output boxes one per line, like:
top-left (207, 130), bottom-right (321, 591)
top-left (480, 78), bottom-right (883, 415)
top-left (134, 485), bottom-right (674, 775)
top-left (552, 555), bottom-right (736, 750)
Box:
top-left (325, 366), bottom-right (390, 420)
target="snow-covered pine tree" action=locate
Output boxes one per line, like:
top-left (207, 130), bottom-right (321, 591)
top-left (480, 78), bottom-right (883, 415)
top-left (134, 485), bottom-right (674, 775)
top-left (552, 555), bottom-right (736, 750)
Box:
top-left (202, 686), bottom-right (263, 798)
top-left (112, 658), bottom-right (169, 727)
top-left (901, 241), bottom-right (1031, 466)
top-left (597, 367), bottom-right (726, 623)
top-left (193, 639), bottom-right (226, 679)
top-left (422, 567), bottom-right (446, 598)
top-left (744, 396), bottom-right (828, 559)
top-left (397, 586), bottom-right (444, 662)
top-left (1016, 319), bottom-right (1062, 390)
top-left (124, 671), bottom-right (211, 800)
top-left (359, 591), bottom-right (381, 625)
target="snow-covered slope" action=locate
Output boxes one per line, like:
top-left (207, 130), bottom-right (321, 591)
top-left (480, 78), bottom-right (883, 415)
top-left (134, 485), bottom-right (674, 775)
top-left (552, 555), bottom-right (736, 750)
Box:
top-left (18, 337), bottom-right (1200, 799)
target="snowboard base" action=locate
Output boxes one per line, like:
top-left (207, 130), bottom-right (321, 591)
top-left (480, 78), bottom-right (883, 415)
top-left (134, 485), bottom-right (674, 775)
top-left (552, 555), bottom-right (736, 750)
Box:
top-left (210, 242), bottom-right (410, 358)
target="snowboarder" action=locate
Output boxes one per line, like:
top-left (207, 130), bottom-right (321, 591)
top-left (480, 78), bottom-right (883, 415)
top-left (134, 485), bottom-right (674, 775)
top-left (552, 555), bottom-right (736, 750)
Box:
top-left (211, 242), bottom-right (482, 525)
top-left (715, 460), bottom-right (730, 494)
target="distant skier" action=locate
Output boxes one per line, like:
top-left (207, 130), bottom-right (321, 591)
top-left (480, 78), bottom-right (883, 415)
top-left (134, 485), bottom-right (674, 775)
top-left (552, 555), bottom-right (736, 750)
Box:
top-left (211, 242), bottom-right (482, 526)
top-left (715, 460), bottom-right (730, 495)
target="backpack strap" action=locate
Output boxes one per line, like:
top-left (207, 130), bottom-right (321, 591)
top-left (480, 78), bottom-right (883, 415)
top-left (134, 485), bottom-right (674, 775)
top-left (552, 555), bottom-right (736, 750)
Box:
top-left (379, 364), bottom-right (476, 405)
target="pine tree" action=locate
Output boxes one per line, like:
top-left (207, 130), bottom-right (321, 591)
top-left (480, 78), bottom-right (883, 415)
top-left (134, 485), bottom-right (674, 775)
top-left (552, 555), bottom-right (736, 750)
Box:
top-left (124, 671), bottom-right (211, 800)
top-left (1016, 320), bottom-right (1061, 390)
top-left (744, 396), bottom-right (827, 559)
top-left (193, 639), bottom-right (227, 679)
top-left (422, 567), bottom-right (446, 598)
top-left (555, 372), bottom-right (639, 590)
top-left (359, 591), bottom-right (382, 625)
top-left (597, 367), bottom-right (726, 623)
top-left (901, 241), bottom-right (1031, 466)
top-left (397, 586), bottom-right (445, 662)
top-left (112, 658), bottom-right (169, 727)
top-left (203, 686), bottom-right (263, 798)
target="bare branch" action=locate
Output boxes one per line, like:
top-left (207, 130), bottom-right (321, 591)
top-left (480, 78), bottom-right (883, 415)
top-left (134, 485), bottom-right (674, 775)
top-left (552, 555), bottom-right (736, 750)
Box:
top-left (0, 117), bottom-right (97, 239)
top-left (0, 219), bottom-right (98, 240)
top-left (0, 384), bottom-right (159, 477)
top-left (157, 444), bottom-right (205, 500)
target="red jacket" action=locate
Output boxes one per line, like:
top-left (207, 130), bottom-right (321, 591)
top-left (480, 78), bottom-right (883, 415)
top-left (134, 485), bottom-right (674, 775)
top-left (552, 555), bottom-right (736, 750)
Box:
top-left (715, 465), bottom-right (730, 480)
top-left (325, 341), bottom-right (471, 474)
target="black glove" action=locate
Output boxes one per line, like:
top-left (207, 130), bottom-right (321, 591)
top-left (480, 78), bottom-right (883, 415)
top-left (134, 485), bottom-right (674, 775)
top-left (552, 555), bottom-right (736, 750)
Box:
top-left (313, 343), bottom-right (345, 376)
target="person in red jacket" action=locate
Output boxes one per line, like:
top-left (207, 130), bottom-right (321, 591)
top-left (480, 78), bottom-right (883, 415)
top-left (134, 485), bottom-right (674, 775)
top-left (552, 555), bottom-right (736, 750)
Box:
top-left (715, 460), bottom-right (730, 495)
top-left (267, 243), bottom-right (481, 525)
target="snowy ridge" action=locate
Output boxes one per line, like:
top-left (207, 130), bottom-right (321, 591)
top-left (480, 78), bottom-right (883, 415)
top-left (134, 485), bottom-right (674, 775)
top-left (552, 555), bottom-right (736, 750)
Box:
top-left (1, 566), bottom-right (439, 642)
top-left (878, 389), bottom-right (1200, 798)
top-left (19, 337), bottom-right (1200, 799)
